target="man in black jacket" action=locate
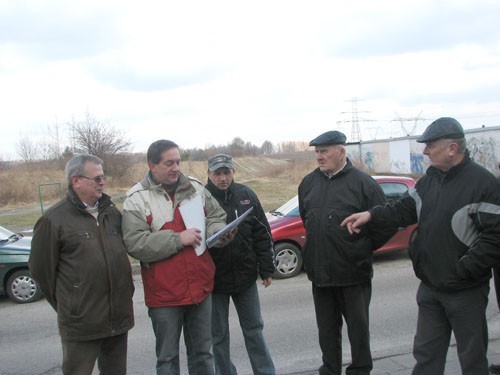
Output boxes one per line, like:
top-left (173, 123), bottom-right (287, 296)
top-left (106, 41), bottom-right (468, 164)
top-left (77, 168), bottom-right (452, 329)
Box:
top-left (298, 130), bottom-right (394, 375)
top-left (342, 117), bottom-right (500, 374)
top-left (206, 153), bottom-right (275, 375)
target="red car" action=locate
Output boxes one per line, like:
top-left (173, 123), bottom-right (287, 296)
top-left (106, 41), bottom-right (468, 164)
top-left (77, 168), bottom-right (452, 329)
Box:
top-left (267, 176), bottom-right (418, 279)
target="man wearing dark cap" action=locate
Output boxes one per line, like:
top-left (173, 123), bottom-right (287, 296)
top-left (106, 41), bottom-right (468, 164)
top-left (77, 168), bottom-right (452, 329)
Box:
top-left (342, 117), bottom-right (500, 374)
top-left (298, 130), bottom-right (395, 375)
top-left (205, 153), bottom-right (276, 375)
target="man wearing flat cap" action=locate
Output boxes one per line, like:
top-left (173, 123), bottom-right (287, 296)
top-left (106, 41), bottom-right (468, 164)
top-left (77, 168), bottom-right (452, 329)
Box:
top-left (342, 117), bottom-right (500, 374)
top-left (298, 130), bottom-right (396, 374)
top-left (205, 153), bottom-right (275, 375)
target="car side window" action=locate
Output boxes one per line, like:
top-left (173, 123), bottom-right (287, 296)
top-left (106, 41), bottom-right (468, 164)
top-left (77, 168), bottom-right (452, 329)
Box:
top-left (378, 182), bottom-right (409, 203)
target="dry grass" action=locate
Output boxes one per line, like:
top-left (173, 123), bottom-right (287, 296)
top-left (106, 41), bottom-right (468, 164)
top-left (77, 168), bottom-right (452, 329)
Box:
top-left (0, 167), bottom-right (65, 207)
top-left (0, 153), bottom-right (317, 231)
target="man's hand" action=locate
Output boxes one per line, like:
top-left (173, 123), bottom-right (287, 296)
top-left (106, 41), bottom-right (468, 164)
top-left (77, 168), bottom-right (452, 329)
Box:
top-left (180, 228), bottom-right (202, 247)
top-left (214, 227), bottom-right (238, 248)
top-left (340, 211), bottom-right (372, 234)
top-left (262, 277), bottom-right (272, 288)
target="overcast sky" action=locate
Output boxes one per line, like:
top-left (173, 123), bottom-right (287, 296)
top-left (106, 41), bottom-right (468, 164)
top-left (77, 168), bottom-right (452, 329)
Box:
top-left (1, 0), bottom-right (500, 159)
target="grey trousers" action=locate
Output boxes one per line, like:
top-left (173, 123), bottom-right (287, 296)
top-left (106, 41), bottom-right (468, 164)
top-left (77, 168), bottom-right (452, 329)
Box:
top-left (412, 282), bottom-right (489, 375)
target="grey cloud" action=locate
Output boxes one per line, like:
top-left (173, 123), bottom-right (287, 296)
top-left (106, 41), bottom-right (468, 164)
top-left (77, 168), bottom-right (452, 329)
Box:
top-left (323, 3), bottom-right (500, 58)
top-left (0, 3), bottom-right (124, 60)
top-left (88, 63), bottom-right (234, 92)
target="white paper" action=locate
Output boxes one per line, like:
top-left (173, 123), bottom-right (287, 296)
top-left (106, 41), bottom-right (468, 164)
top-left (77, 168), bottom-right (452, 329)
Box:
top-left (206, 207), bottom-right (254, 249)
top-left (179, 194), bottom-right (207, 256)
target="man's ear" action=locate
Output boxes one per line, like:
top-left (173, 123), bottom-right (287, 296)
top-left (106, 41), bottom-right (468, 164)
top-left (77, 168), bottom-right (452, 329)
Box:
top-left (448, 141), bottom-right (459, 155)
top-left (70, 175), bottom-right (80, 189)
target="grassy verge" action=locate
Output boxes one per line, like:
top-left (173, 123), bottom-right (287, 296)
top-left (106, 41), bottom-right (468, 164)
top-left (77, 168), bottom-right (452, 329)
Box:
top-left (0, 154), bottom-right (316, 233)
top-left (0, 210), bottom-right (42, 233)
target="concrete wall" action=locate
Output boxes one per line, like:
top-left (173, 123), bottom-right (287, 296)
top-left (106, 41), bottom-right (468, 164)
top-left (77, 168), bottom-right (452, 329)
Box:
top-left (346, 126), bottom-right (500, 177)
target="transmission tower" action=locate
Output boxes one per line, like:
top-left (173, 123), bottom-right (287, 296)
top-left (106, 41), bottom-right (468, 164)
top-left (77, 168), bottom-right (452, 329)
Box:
top-left (392, 111), bottom-right (427, 136)
top-left (338, 98), bottom-right (374, 142)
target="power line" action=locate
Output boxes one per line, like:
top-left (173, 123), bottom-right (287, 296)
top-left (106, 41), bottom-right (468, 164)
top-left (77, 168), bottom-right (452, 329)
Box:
top-left (337, 98), bottom-right (375, 142)
top-left (392, 111), bottom-right (428, 136)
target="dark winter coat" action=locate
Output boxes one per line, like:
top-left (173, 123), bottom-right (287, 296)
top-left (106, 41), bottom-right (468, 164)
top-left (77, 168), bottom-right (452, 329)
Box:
top-left (29, 189), bottom-right (135, 341)
top-left (370, 152), bottom-right (500, 292)
top-left (206, 180), bottom-right (275, 294)
top-left (298, 159), bottom-right (395, 287)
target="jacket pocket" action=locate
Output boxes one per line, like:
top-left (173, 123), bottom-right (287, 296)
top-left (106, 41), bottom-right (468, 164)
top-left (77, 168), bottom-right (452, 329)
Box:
top-left (70, 281), bottom-right (82, 316)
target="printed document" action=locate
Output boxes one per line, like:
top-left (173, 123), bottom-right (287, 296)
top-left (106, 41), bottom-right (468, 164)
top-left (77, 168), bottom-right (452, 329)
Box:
top-left (206, 207), bottom-right (254, 249)
top-left (179, 194), bottom-right (206, 256)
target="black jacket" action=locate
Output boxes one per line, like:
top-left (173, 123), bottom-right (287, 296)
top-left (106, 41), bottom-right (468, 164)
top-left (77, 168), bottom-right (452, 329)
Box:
top-left (206, 180), bottom-right (275, 294)
top-left (370, 152), bottom-right (500, 292)
top-left (29, 189), bottom-right (135, 341)
top-left (298, 159), bottom-right (394, 287)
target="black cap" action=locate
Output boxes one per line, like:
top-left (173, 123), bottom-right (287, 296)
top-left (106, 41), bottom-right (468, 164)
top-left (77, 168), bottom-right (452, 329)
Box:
top-left (208, 154), bottom-right (233, 171)
top-left (416, 117), bottom-right (465, 143)
top-left (309, 130), bottom-right (347, 146)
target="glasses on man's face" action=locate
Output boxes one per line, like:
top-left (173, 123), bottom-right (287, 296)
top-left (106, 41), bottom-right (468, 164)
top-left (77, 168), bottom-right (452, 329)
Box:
top-left (78, 175), bottom-right (107, 183)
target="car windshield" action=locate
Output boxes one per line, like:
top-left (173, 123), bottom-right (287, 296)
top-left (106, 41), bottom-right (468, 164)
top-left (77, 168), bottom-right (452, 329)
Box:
top-left (377, 182), bottom-right (410, 202)
top-left (269, 196), bottom-right (300, 217)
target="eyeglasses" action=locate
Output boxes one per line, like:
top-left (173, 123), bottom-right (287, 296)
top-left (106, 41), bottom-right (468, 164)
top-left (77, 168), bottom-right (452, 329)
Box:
top-left (77, 175), bottom-right (107, 183)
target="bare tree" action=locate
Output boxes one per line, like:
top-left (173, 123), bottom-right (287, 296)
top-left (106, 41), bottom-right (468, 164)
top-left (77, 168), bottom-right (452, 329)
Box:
top-left (261, 140), bottom-right (274, 154)
top-left (68, 113), bottom-right (132, 159)
top-left (279, 141), bottom-right (297, 153)
top-left (68, 113), bottom-right (132, 179)
top-left (45, 122), bottom-right (64, 160)
top-left (16, 133), bottom-right (39, 164)
top-left (229, 137), bottom-right (245, 157)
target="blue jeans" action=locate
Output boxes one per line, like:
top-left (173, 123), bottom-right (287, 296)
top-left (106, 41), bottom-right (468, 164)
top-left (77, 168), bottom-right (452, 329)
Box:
top-left (148, 295), bottom-right (214, 375)
top-left (412, 282), bottom-right (489, 375)
top-left (211, 282), bottom-right (275, 375)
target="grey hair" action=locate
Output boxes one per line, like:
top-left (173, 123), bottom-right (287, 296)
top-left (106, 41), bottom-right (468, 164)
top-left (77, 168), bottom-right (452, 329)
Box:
top-left (445, 138), bottom-right (467, 154)
top-left (455, 138), bottom-right (467, 153)
top-left (65, 154), bottom-right (103, 186)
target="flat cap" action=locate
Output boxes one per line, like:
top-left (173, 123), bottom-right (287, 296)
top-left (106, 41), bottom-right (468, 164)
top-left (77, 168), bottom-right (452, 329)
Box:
top-left (309, 130), bottom-right (347, 146)
top-left (208, 153), bottom-right (233, 171)
top-left (416, 117), bottom-right (464, 143)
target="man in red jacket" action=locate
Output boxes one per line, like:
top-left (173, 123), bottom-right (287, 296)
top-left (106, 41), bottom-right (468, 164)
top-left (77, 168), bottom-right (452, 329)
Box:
top-left (122, 140), bottom-right (229, 374)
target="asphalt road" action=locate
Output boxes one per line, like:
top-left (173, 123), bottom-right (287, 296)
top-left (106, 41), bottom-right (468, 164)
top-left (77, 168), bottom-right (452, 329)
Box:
top-left (1, 251), bottom-right (500, 375)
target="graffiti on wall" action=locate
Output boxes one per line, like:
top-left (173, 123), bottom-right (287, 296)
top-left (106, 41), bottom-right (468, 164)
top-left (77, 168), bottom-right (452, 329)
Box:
top-left (351, 128), bottom-right (500, 176)
top-left (410, 153), bottom-right (424, 174)
top-left (364, 150), bottom-right (375, 171)
top-left (468, 136), bottom-right (499, 173)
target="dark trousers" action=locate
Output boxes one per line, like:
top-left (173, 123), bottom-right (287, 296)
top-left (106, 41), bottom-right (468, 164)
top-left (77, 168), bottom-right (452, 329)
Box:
top-left (412, 282), bottom-right (489, 375)
top-left (312, 281), bottom-right (372, 375)
top-left (61, 332), bottom-right (128, 375)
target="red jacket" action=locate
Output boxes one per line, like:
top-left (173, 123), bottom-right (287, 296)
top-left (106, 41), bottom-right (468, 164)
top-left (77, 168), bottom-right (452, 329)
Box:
top-left (141, 206), bottom-right (216, 307)
top-left (122, 173), bottom-right (227, 307)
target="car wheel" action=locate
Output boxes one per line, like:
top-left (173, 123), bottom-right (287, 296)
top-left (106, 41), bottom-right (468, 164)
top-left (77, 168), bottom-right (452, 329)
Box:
top-left (6, 270), bottom-right (43, 304)
top-left (273, 242), bottom-right (303, 279)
